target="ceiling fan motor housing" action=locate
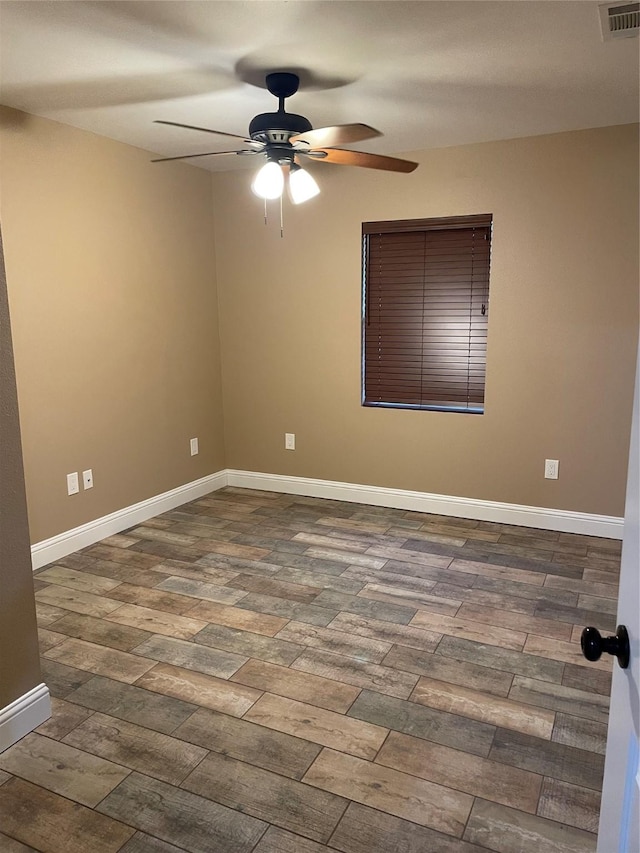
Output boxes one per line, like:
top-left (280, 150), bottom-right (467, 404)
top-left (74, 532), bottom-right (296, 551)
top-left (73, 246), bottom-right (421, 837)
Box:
top-left (249, 111), bottom-right (312, 144)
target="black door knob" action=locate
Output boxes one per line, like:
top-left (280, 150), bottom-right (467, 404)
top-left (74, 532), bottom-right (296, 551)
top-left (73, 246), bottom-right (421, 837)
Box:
top-left (581, 625), bottom-right (630, 669)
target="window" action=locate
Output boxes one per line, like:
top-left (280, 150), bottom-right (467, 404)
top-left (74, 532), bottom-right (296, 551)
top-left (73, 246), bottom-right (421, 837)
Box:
top-left (362, 214), bottom-right (492, 413)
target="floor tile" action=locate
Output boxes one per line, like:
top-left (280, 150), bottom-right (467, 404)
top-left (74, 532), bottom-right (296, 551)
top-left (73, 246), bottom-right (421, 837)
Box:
top-left (410, 676), bottom-right (555, 738)
top-left (257, 552), bottom-right (348, 575)
top-left (174, 706), bottom-right (320, 780)
top-left (63, 712), bottom-right (207, 785)
top-left (244, 693), bottom-right (387, 759)
top-left (341, 565), bottom-right (438, 594)
top-left (463, 798), bottom-right (597, 852)
top-left (328, 801), bottom-right (487, 853)
top-left (131, 634), bottom-right (247, 678)
top-left (105, 584), bottom-right (199, 615)
top-left (38, 629), bottom-right (67, 653)
top-left (75, 559), bottom-right (170, 589)
top-left (186, 600), bottom-right (289, 636)
top-left (194, 622), bottom-right (304, 666)
top-left (552, 712), bottom-right (608, 755)
top-left (347, 689), bottom-right (496, 757)
top-left (36, 565), bottom-right (122, 594)
top-left (292, 531), bottom-right (372, 552)
top-left (275, 620), bottom-right (392, 662)
top-left (0, 832), bottom-right (39, 852)
top-left (489, 728), bottom-right (605, 790)
top-left (0, 732), bottom-right (130, 807)
top-left (0, 777), bottom-right (135, 853)
top-left (226, 573), bottom-right (322, 604)
top-left (448, 558), bottom-right (547, 586)
top-left (382, 644), bottom-right (514, 697)
top-left (119, 832), bottom-right (187, 853)
top-left (292, 647), bottom-right (419, 699)
top-left (35, 602), bottom-right (68, 627)
top-left (236, 592), bottom-right (338, 626)
top-left (181, 751), bottom-right (346, 843)
top-left (35, 585), bottom-right (123, 618)
top-left (375, 730), bottom-right (542, 812)
top-left (312, 589), bottom-right (417, 624)
top-left (231, 658), bottom-right (360, 713)
top-left (327, 612), bottom-right (440, 653)
top-left (303, 748), bottom-right (473, 837)
top-left (302, 547), bottom-right (387, 570)
top-left (155, 575), bottom-right (249, 605)
top-left (358, 583), bottom-right (461, 616)
top-left (136, 662), bottom-right (261, 716)
top-left (66, 675), bottom-right (198, 734)
top-left (523, 634), bottom-right (613, 671)
top-left (23, 488), bottom-right (614, 851)
top-left (533, 601), bottom-right (616, 633)
top-left (436, 636), bottom-right (564, 682)
top-left (252, 825), bottom-right (332, 853)
top-left (39, 658), bottom-right (97, 698)
top-left (35, 696), bottom-right (94, 740)
top-left (473, 574), bottom-right (578, 607)
top-left (410, 610), bottom-right (526, 650)
top-left (562, 662), bottom-right (612, 696)
top-left (537, 777), bottom-right (601, 832)
top-left (44, 637), bottom-right (156, 683)
top-left (47, 611), bottom-right (153, 651)
top-left (97, 771), bottom-right (266, 853)
top-left (508, 675), bottom-right (609, 724)
top-left (455, 602), bottom-right (572, 641)
top-left (364, 545), bottom-right (453, 570)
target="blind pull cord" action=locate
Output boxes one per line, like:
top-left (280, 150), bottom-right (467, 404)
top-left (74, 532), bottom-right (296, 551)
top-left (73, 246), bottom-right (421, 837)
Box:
top-left (482, 231), bottom-right (488, 315)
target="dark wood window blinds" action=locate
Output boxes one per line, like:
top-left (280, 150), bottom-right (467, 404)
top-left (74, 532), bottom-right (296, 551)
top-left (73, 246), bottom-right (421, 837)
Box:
top-left (362, 214), bottom-right (492, 413)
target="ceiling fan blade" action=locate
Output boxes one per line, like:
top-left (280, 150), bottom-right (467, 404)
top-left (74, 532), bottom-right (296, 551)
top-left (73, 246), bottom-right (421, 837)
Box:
top-left (155, 120), bottom-right (253, 144)
top-left (151, 150), bottom-right (251, 163)
top-left (307, 148), bottom-right (418, 173)
top-left (290, 123), bottom-right (381, 148)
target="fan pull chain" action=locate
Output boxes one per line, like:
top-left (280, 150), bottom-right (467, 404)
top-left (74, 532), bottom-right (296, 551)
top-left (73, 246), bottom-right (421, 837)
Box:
top-left (280, 194), bottom-right (284, 238)
top-left (263, 198), bottom-right (268, 226)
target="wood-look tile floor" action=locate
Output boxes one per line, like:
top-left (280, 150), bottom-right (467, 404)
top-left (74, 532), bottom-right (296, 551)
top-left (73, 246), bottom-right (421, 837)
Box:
top-left (1, 488), bottom-right (621, 853)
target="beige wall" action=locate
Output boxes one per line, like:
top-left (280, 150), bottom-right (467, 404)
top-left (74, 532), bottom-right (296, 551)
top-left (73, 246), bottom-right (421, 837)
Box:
top-left (0, 108), bottom-right (225, 543)
top-left (213, 124), bottom-right (639, 518)
top-left (0, 226), bottom-right (41, 708)
top-left (1, 114), bottom-right (637, 555)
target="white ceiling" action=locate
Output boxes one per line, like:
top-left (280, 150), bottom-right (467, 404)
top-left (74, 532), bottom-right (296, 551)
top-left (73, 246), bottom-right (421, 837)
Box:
top-left (0, 1), bottom-right (638, 171)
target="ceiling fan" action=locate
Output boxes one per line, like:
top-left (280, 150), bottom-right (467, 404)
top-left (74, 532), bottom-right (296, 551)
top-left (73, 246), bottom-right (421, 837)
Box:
top-left (152, 71), bottom-right (418, 204)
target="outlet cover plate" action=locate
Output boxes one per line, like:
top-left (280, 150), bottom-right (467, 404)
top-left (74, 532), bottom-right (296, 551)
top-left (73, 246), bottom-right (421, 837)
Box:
top-left (190, 438), bottom-right (199, 456)
top-left (82, 469), bottom-right (93, 490)
top-left (544, 459), bottom-right (559, 480)
top-left (67, 472), bottom-right (79, 495)
top-left (285, 433), bottom-right (296, 450)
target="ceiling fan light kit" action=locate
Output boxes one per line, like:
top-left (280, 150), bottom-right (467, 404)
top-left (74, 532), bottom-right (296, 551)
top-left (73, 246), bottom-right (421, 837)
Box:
top-left (288, 163), bottom-right (321, 204)
top-left (251, 159), bottom-right (285, 200)
top-left (153, 71), bottom-right (418, 223)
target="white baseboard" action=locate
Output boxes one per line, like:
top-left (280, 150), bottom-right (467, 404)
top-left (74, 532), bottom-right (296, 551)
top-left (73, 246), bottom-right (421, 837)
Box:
top-left (30, 467), bottom-right (623, 571)
top-left (226, 470), bottom-right (624, 539)
top-left (0, 683), bottom-right (51, 753)
top-left (31, 471), bottom-right (228, 570)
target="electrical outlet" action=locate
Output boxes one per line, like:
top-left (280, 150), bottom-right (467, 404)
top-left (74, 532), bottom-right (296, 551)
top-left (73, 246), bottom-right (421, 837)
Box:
top-left (544, 459), bottom-right (559, 480)
top-left (82, 469), bottom-right (93, 490)
top-left (67, 472), bottom-right (79, 495)
top-left (285, 433), bottom-right (296, 450)
top-left (190, 437), bottom-right (199, 456)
